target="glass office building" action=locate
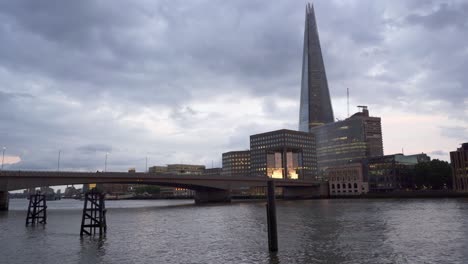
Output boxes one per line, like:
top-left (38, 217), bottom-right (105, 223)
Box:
top-left (299, 3), bottom-right (334, 132)
top-left (366, 153), bottom-right (430, 192)
top-left (250, 129), bottom-right (317, 180)
top-left (310, 107), bottom-right (383, 173)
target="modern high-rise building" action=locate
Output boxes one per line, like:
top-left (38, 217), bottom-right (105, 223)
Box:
top-left (222, 150), bottom-right (250, 177)
top-left (250, 129), bottom-right (317, 180)
top-left (450, 143), bottom-right (468, 192)
top-left (311, 106), bottom-right (384, 173)
top-left (299, 3), bottom-right (334, 132)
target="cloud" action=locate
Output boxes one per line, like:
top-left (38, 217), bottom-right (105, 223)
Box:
top-left (428, 150), bottom-right (447, 156)
top-left (406, 2), bottom-right (468, 30)
top-left (76, 144), bottom-right (113, 154)
top-left (440, 126), bottom-right (468, 141)
top-left (0, 0), bottom-right (466, 172)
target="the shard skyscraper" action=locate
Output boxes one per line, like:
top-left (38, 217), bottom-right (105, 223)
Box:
top-left (298, 3), bottom-right (334, 132)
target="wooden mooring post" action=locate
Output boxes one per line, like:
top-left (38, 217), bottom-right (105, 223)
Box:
top-left (266, 180), bottom-right (278, 252)
top-left (26, 191), bottom-right (47, 226)
top-left (80, 189), bottom-right (107, 236)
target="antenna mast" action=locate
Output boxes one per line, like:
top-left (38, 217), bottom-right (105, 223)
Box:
top-left (347, 88), bottom-right (350, 118)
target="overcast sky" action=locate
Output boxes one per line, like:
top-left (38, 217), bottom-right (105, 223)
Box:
top-left (0, 0), bottom-right (467, 172)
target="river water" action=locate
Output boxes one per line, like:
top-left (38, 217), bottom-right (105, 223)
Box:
top-left (1, 198), bottom-right (468, 264)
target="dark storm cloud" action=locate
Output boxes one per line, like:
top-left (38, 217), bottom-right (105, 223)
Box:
top-left (406, 2), bottom-right (468, 30)
top-left (0, 0), bottom-right (466, 105)
top-left (0, 0), bottom-right (302, 104)
top-left (77, 144), bottom-right (113, 154)
top-left (0, 0), bottom-right (466, 171)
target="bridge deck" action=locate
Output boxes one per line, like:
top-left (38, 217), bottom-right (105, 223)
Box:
top-left (0, 170), bottom-right (319, 191)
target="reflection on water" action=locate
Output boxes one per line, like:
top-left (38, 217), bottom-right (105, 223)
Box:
top-left (1, 198), bottom-right (468, 264)
top-left (78, 237), bottom-right (107, 264)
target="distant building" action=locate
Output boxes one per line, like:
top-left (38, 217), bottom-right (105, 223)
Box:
top-left (39, 186), bottom-right (55, 195)
top-left (222, 150), bottom-right (250, 177)
top-left (250, 129), bottom-right (317, 180)
top-left (204, 168), bottom-right (222, 176)
top-left (173, 188), bottom-right (195, 197)
top-left (148, 164), bottom-right (205, 197)
top-left (167, 164), bottom-right (205, 175)
top-left (310, 106), bottom-right (383, 173)
top-left (366, 153), bottom-right (430, 192)
top-left (148, 166), bottom-right (168, 173)
top-left (450, 143), bottom-right (468, 192)
top-left (64, 186), bottom-right (81, 198)
top-left (149, 164), bottom-right (206, 175)
top-left (326, 163), bottom-right (368, 196)
top-left (100, 168), bottom-right (136, 195)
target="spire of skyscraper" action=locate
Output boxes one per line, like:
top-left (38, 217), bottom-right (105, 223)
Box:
top-left (299, 3), bottom-right (334, 132)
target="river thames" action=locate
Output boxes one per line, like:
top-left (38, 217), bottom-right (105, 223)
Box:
top-left (1, 198), bottom-right (468, 264)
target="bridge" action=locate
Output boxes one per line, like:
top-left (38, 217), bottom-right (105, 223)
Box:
top-left (0, 170), bottom-right (327, 210)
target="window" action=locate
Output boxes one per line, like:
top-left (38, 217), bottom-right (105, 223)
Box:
top-left (354, 183), bottom-right (358, 189)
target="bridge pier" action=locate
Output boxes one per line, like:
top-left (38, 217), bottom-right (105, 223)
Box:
top-left (0, 191), bottom-right (9, 211)
top-left (194, 189), bottom-right (231, 204)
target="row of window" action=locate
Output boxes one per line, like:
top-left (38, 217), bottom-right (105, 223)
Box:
top-left (251, 134), bottom-right (312, 141)
top-left (223, 154), bottom-right (250, 159)
top-left (331, 183), bottom-right (358, 189)
top-left (224, 161), bottom-right (250, 165)
top-left (330, 177), bottom-right (359, 181)
top-left (328, 170), bottom-right (359, 177)
top-left (331, 190), bottom-right (360, 194)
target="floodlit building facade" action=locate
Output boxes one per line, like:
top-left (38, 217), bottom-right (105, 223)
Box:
top-left (250, 129), bottom-right (317, 180)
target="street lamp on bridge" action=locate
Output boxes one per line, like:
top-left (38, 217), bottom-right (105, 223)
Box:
top-left (1, 147), bottom-right (6, 170)
top-left (104, 152), bottom-right (109, 172)
top-left (57, 150), bottom-right (61, 172)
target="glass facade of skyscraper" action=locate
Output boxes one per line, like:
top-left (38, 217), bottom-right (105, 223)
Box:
top-left (299, 3), bottom-right (334, 132)
top-left (310, 107), bottom-right (384, 173)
